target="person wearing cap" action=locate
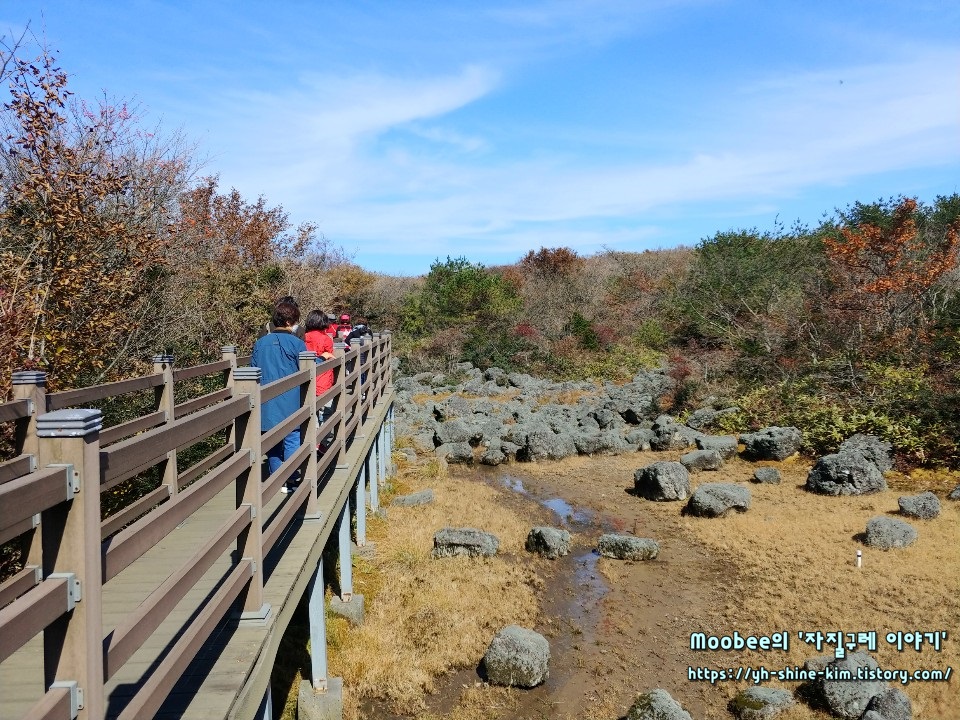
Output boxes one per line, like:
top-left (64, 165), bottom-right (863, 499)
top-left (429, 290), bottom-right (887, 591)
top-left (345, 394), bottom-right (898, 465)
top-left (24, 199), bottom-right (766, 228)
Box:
top-left (336, 313), bottom-right (352, 341)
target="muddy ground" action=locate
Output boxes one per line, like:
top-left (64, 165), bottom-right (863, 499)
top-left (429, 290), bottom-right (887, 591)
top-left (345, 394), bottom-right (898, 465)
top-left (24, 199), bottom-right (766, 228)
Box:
top-left (377, 454), bottom-right (747, 720)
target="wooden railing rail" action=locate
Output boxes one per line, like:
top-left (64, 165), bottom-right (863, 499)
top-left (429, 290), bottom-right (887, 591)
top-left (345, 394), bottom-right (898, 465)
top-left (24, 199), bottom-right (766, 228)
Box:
top-left (0, 331), bottom-right (394, 720)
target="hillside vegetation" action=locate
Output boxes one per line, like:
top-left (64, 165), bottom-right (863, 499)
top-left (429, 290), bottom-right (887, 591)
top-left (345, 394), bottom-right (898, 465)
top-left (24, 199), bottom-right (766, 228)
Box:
top-left (2, 45), bottom-right (960, 468)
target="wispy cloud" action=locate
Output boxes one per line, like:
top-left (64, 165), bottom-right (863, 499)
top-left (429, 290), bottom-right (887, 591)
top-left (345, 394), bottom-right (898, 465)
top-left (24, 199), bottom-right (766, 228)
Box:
top-left (293, 46), bottom-right (959, 269)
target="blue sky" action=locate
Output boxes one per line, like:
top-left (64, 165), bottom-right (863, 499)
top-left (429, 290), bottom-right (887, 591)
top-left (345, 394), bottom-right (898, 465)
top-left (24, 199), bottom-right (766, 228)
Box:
top-left (4, 1), bottom-right (959, 275)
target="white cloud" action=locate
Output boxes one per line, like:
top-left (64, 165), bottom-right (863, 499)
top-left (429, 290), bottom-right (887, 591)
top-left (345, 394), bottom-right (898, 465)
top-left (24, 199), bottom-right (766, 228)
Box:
top-left (305, 47), bottom-right (959, 266)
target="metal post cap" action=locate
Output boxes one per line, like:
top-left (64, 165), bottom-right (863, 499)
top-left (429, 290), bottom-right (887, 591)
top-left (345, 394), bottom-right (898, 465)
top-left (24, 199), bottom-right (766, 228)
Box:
top-left (151, 355), bottom-right (175, 364)
top-left (299, 351), bottom-right (318, 360)
top-left (12, 371), bottom-right (47, 385)
top-left (37, 409), bottom-right (103, 437)
top-left (220, 345), bottom-right (237, 354)
top-left (234, 367), bottom-right (263, 382)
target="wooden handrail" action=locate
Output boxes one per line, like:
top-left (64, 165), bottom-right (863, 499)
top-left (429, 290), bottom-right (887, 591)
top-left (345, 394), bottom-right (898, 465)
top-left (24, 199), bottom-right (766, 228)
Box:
top-left (46, 373), bottom-right (164, 411)
top-left (0, 399), bottom-right (31, 424)
top-left (0, 575), bottom-right (71, 663)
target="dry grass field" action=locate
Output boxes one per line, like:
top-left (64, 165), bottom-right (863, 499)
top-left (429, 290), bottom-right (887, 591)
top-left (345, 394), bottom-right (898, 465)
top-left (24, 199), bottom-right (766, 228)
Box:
top-left (278, 448), bottom-right (959, 719)
top-left (513, 452), bottom-right (960, 719)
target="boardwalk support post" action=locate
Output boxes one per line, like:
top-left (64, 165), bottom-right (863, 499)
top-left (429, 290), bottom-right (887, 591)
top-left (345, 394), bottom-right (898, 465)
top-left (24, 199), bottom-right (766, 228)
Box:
top-left (37, 408), bottom-right (105, 720)
top-left (367, 445), bottom-right (379, 513)
top-left (328, 502), bottom-right (364, 625)
top-left (298, 557), bottom-right (344, 719)
top-left (354, 461), bottom-right (367, 547)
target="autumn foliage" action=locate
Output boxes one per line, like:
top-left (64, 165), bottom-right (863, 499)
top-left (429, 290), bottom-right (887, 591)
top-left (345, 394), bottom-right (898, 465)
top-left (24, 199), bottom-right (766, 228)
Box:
top-left (0, 52), bottom-right (188, 392)
top-left (820, 198), bottom-right (959, 356)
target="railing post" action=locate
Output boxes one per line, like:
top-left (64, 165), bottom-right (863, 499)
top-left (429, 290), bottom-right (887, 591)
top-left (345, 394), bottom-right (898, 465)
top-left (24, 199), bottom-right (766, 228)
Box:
top-left (370, 332), bottom-right (383, 405)
top-left (152, 355), bottom-right (177, 496)
top-left (349, 339), bottom-right (362, 406)
top-left (299, 351), bottom-right (319, 518)
top-left (12, 371), bottom-right (46, 566)
top-left (233, 366), bottom-right (270, 624)
top-left (333, 342), bottom-right (348, 466)
top-left (221, 345), bottom-right (238, 391)
top-left (36, 409), bottom-right (105, 720)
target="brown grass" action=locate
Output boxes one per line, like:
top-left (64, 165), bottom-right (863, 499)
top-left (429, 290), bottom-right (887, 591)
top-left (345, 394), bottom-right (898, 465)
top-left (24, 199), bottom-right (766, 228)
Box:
top-left (327, 452), bottom-right (542, 718)
top-left (675, 457), bottom-right (960, 719)
top-left (513, 451), bottom-right (959, 719)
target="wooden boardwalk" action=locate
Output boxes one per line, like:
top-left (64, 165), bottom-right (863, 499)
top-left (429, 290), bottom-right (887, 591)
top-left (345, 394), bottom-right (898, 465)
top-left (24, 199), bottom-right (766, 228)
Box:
top-left (0, 389), bottom-right (390, 720)
top-left (0, 337), bottom-right (394, 720)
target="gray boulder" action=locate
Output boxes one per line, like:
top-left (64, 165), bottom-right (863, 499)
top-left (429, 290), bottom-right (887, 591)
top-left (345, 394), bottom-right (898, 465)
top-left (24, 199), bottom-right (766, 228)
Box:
top-left (597, 534), bottom-right (659, 561)
top-left (479, 445), bottom-right (507, 466)
top-left (412, 430), bottom-right (437, 453)
top-left (752, 467), bottom-right (782, 484)
top-left (432, 528), bottom-right (499, 558)
top-left (864, 516), bottom-right (917, 550)
top-left (740, 426), bottom-right (802, 460)
top-left (686, 483), bottom-right (751, 517)
top-left (650, 415), bottom-right (700, 451)
top-left (434, 395), bottom-right (472, 421)
top-left (948, 484), bottom-right (960, 501)
top-left (680, 448), bottom-right (723, 472)
top-left (806, 451), bottom-right (887, 495)
top-left (525, 527), bottom-right (572, 559)
top-left (521, 427), bottom-right (577, 461)
top-left (804, 655), bottom-right (832, 672)
top-left (624, 427), bottom-right (655, 451)
top-left (819, 652), bottom-right (886, 719)
top-left (483, 366), bottom-right (507, 383)
top-left (861, 713), bottom-right (884, 720)
top-left (839, 433), bottom-right (893, 473)
top-left (483, 625), bottom-right (550, 688)
top-left (434, 418), bottom-right (476, 445)
top-left (865, 687), bottom-right (912, 720)
top-left (436, 442), bottom-right (474, 464)
top-left (696, 434), bottom-right (738, 459)
top-left (634, 461), bottom-right (691, 501)
top-left (729, 686), bottom-right (795, 719)
top-left (573, 429), bottom-right (630, 456)
top-left (391, 489), bottom-right (434, 507)
top-left (898, 491), bottom-right (941, 519)
top-left (626, 689), bottom-right (692, 720)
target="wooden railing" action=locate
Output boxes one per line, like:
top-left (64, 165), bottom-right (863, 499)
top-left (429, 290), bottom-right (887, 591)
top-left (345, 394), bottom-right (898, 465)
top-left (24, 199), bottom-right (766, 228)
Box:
top-left (0, 332), bottom-right (393, 719)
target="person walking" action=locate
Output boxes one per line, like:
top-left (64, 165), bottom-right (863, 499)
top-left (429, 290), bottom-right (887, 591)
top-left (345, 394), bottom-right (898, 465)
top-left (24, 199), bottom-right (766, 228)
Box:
top-left (304, 309), bottom-right (336, 423)
top-left (336, 313), bottom-right (352, 341)
top-left (251, 300), bottom-right (306, 493)
top-left (257, 296), bottom-right (306, 340)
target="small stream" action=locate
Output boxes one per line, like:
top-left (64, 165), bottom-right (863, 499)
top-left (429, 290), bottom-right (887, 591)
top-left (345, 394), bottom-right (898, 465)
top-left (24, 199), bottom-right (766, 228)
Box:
top-left (362, 469), bottom-right (612, 718)
top-left (494, 472), bottom-right (609, 650)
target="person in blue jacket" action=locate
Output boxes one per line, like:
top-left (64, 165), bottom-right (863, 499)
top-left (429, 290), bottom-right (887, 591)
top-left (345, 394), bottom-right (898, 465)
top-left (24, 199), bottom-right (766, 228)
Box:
top-left (251, 300), bottom-right (307, 491)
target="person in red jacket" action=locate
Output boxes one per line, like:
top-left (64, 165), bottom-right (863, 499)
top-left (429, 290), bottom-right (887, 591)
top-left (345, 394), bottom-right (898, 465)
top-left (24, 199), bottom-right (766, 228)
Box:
top-left (304, 310), bottom-right (335, 421)
top-left (336, 313), bottom-right (352, 341)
